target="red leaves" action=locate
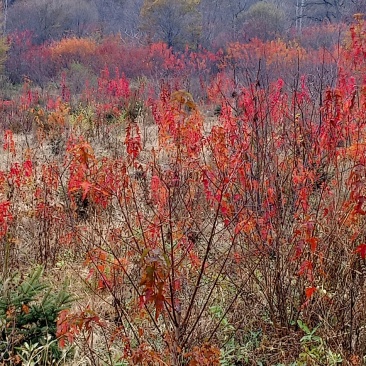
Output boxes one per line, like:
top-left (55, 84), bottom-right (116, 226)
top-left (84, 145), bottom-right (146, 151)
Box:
top-left (8, 163), bottom-right (21, 187)
top-left (23, 160), bottom-right (33, 178)
top-left (67, 141), bottom-right (94, 169)
top-left (355, 244), bottom-right (366, 259)
top-left (154, 284), bottom-right (165, 321)
top-left (234, 217), bottom-right (256, 235)
top-left (150, 175), bottom-right (168, 213)
top-left (3, 130), bottom-right (15, 155)
top-left (125, 122), bottom-right (141, 159)
top-left (139, 249), bottom-right (168, 320)
top-left (353, 196), bottom-right (366, 215)
top-left (79, 180), bottom-right (93, 201)
top-left (306, 237), bottom-right (318, 253)
top-left (98, 67), bottom-right (130, 101)
top-left (0, 201), bottom-right (12, 238)
top-left (7, 160), bottom-right (34, 188)
top-left (67, 141), bottom-right (95, 200)
top-left (67, 139), bottom-right (112, 208)
top-left (56, 307), bottom-right (104, 348)
top-left (298, 260), bottom-right (314, 282)
top-left (84, 249), bottom-right (128, 291)
top-left (305, 286), bottom-right (317, 299)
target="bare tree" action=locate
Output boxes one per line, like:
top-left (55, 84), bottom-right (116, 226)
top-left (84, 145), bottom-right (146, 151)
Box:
top-left (2, 0), bottom-right (7, 33)
top-left (7, 0), bottom-right (98, 43)
top-left (93, 0), bottom-right (144, 36)
top-left (240, 1), bottom-right (286, 41)
top-left (294, 0), bottom-right (366, 26)
top-left (140, 0), bottom-right (201, 49)
top-left (198, 0), bottom-right (261, 45)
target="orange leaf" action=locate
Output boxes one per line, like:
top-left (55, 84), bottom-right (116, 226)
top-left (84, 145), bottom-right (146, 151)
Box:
top-left (154, 286), bottom-right (165, 320)
top-left (80, 181), bottom-right (93, 201)
top-left (22, 304), bottom-right (30, 314)
top-left (306, 237), bottom-right (318, 253)
top-left (305, 287), bottom-right (317, 299)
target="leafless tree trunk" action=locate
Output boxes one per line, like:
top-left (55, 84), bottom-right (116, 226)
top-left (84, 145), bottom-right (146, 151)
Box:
top-left (2, 0), bottom-right (7, 34)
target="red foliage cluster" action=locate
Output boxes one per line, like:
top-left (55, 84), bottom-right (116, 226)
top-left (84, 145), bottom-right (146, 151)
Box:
top-left (5, 23), bottom-right (345, 95)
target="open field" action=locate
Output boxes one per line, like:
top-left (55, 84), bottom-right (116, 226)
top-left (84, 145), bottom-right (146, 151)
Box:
top-left (1, 16), bottom-right (366, 366)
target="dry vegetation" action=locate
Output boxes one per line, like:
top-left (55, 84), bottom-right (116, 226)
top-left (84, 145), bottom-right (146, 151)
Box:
top-left (1, 16), bottom-right (366, 366)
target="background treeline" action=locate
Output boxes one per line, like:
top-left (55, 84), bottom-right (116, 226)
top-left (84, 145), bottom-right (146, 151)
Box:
top-left (3, 0), bottom-right (366, 49)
